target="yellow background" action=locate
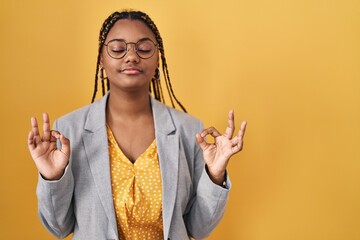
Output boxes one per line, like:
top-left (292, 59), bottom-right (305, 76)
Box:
top-left (1, 0), bottom-right (359, 239)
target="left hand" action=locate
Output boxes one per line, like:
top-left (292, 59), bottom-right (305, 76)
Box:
top-left (196, 110), bottom-right (247, 185)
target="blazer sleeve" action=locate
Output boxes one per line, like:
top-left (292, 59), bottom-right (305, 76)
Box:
top-left (36, 120), bottom-right (75, 238)
top-left (183, 120), bottom-right (231, 239)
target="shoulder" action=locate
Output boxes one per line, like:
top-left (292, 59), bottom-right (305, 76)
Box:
top-left (168, 106), bottom-right (202, 127)
top-left (152, 98), bottom-right (203, 135)
top-left (53, 104), bottom-right (91, 137)
top-left (55, 103), bottom-right (91, 126)
top-left (171, 107), bottom-right (203, 140)
top-left (54, 95), bottom-right (106, 133)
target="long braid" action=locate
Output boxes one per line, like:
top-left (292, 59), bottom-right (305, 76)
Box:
top-left (161, 53), bottom-right (187, 112)
top-left (91, 11), bottom-right (127, 103)
top-left (100, 68), bottom-right (106, 96)
top-left (137, 12), bottom-right (187, 112)
top-left (152, 79), bottom-right (159, 100)
top-left (91, 10), bottom-right (187, 112)
top-left (106, 75), bottom-right (110, 91)
top-left (91, 56), bottom-right (101, 103)
top-left (156, 78), bottom-right (165, 103)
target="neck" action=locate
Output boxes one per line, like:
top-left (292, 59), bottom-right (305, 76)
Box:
top-left (106, 88), bottom-right (152, 123)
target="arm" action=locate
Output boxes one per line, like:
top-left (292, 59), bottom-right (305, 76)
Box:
top-left (28, 114), bottom-right (75, 238)
top-left (184, 143), bottom-right (231, 239)
top-left (185, 110), bottom-right (247, 238)
top-left (36, 163), bottom-right (75, 238)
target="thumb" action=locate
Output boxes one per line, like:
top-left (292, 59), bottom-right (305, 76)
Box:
top-left (196, 133), bottom-right (208, 151)
top-left (59, 134), bottom-right (71, 157)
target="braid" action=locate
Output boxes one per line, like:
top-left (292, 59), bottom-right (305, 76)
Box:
top-left (91, 10), bottom-right (187, 112)
top-left (157, 78), bottom-right (165, 103)
top-left (137, 13), bottom-right (187, 112)
top-left (151, 79), bottom-right (159, 100)
top-left (91, 56), bottom-right (101, 103)
top-left (92, 11), bottom-right (127, 103)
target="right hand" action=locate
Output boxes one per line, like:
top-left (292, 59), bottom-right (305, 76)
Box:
top-left (27, 113), bottom-right (70, 180)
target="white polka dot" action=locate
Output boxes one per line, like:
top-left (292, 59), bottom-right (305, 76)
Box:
top-left (107, 126), bottom-right (163, 239)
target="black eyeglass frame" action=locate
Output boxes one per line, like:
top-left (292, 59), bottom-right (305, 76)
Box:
top-left (103, 38), bottom-right (158, 59)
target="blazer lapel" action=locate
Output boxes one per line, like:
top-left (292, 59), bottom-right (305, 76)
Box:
top-left (82, 93), bottom-right (118, 237)
top-left (151, 98), bottom-right (179, 238)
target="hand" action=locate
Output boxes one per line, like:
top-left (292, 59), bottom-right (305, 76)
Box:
top-left (27, 113), bottom-right (70, 180)
top-left (196, 110), bottom-right (247, 185)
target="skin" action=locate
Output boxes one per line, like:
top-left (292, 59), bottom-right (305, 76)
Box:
top-left (27, 113), bottom-right (70, 180)
top-left (27, 19), bottom-right (247, 185)
top-left (102, 20), bottom-right (158, 163)
top-left (196, 110), bottom-right (247, 185)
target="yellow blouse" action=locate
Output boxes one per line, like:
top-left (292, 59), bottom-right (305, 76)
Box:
top-left (107, 126), bottom-right (164, 240)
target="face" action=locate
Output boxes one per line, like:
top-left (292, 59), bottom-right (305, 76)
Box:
top-left (101, 19), bottom-right (159, 93)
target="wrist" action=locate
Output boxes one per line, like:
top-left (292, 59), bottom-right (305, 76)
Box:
top-left (39, 168), bottom-right (66, 181)
top-left (206, 165), bottom-right (226, 186)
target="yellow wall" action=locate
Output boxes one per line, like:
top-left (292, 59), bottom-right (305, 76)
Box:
top-left (1, 0), bottom-right (359, 239)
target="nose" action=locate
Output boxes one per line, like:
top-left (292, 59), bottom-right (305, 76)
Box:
top-left (124, 43), bottom-right (139, 63)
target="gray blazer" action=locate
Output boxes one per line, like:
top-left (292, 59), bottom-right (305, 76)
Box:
top-left (36, 93), bottom-right (231, 240)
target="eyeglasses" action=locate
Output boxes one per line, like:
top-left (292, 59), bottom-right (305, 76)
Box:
top-left (103, 38), bottom-right (158, 59)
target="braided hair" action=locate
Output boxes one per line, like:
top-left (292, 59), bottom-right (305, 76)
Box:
top-left (91, 10), bottom-right (187, 112)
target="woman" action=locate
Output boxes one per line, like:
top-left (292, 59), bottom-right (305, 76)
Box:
top-left (27, 10), bottom-right (247, 240)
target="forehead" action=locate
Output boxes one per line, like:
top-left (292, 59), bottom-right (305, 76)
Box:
top-left (106, 19), bottom-right (156, 42)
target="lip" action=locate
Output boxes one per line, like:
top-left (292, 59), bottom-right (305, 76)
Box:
top-left (121, 67), bottom-right (143, 75)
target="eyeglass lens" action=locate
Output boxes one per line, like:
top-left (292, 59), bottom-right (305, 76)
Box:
top-left (106, 39), bottom-right (156, 59)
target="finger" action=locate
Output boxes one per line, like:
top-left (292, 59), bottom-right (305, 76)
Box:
top-left (231, 121), bottom-right (247, 152)
top-left (30, 117), bottom-right (41, 144)
top-left (196, 133), bottom-right (209, 151)
top-left (200, 127), bottom-right (221, 138)
top-left (27, 131), bottom-right (36, 150)
top-left (42, 113), bottom-right (51, 142)
top-left (59, 134), bottom-right (71, 157)
top-left (50, 130), bottom-right (61, 142)
top-left (232, 141), bottom-right (245, 153)
top-left (224, 110), bottom-right (235, 139)
top-left (237, 121), bottom-right (247, 139)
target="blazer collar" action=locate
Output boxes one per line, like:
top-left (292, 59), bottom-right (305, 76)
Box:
top-left (151, 97), bottom-right (179, 238)
top-left (82, 92), bottom-right (117, 236)
top-left (83, 92), bottom-right (108, 132)
top-left (151, 96), bottom-right (176, 134)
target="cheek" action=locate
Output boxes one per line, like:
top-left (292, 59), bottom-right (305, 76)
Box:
top-left (147, 60), bottom-right (158, 76)
top-left (102, 55), bottom-right (118, 73)
top-left (150, 53), bottom-right (160, 70)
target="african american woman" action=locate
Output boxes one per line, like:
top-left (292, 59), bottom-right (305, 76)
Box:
top-left (27, 10), bottom-right (247, 240)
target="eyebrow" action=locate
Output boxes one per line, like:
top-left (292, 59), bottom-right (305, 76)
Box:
top-left (107, 37), bottom-right (154, 43)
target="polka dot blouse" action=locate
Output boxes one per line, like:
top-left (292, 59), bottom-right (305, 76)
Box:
top-left (107, 126), bottom-right (164, 239)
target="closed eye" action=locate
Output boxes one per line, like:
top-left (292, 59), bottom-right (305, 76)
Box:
top-left (111, 49), bottom-right (126, 53)
top-left (137, 49), bottom-right (151, 53)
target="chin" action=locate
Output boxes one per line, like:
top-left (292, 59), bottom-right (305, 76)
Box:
top-left (112, 82), bottom-right (150, 94)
